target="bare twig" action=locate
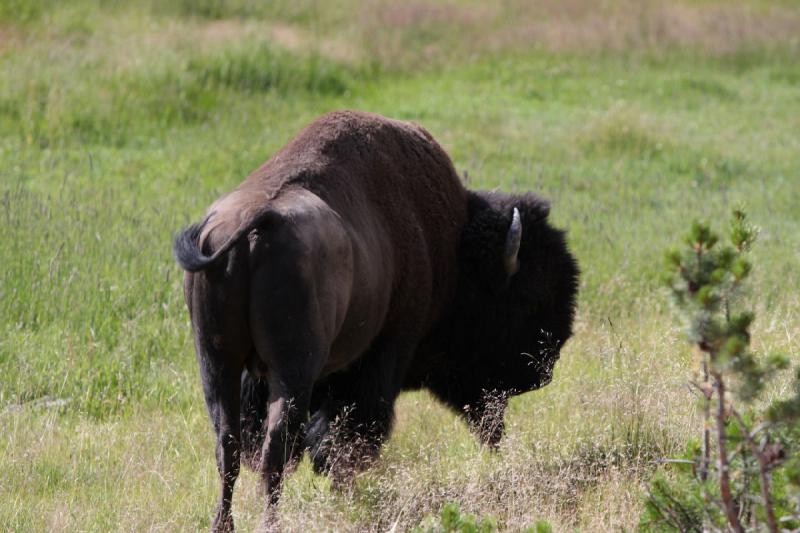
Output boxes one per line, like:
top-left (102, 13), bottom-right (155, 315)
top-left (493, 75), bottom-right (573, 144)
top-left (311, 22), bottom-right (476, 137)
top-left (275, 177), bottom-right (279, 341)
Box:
top-left (731, 409), bottom-right (779, 533)
top-left (700, 359), bottom-right (712, 485)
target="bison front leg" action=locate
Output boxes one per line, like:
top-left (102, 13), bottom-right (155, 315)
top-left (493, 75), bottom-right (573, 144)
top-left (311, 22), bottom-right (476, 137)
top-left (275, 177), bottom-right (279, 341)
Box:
top-left (463, 390), bottom-right (510, 449)
top-left (304, 335), bottom-right (417, 485)
top-left (305, 390), bottom-right (394, 485)
top-left (305, 397), bottom-right (392, 488)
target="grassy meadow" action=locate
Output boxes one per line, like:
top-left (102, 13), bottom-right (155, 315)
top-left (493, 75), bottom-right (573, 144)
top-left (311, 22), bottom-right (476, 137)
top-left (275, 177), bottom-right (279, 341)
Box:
top-left (2, 0), bottom-right (800, 530)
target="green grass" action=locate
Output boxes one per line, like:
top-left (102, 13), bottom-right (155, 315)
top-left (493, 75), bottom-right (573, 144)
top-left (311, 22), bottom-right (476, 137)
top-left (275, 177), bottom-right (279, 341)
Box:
top-left (1, 0), bottom-right (799, 530)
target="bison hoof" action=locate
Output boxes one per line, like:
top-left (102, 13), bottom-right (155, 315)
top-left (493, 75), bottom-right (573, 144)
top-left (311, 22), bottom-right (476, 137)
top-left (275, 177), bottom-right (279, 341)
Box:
top-left (258, 505), bottom-right (282, 533)
top-left (211, 511), bottom-right (234, 533)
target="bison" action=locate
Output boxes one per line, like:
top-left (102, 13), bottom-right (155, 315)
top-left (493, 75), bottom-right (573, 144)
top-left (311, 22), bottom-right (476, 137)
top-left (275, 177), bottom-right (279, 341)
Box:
top-left (173, 110), bottom-right (578, 531)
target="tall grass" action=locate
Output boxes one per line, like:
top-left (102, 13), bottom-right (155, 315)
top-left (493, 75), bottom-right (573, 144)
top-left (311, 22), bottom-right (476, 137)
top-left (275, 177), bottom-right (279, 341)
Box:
top-left (1, 0), bottom-right (799, 530)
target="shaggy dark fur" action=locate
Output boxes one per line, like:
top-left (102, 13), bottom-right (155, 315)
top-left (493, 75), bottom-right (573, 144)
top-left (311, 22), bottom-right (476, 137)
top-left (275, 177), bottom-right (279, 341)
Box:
top-left (175, 110), bottom-right (579, 532)
top-left (416, 191), bottom-right (579, 443)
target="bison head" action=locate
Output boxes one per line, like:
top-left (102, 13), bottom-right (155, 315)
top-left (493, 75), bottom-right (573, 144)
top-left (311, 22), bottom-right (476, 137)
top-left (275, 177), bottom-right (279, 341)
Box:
top-left (424, 190), bottom-right (579, 441)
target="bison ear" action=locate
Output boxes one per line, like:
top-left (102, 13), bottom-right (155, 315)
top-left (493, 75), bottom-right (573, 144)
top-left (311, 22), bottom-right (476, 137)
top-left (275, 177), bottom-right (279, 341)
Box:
top-left (503, 208), bottom-right (522, 276)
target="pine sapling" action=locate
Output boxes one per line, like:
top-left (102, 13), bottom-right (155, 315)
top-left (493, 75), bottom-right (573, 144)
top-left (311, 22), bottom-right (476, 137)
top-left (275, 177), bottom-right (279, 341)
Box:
top-left (643, 209), bottom-right (800, 532)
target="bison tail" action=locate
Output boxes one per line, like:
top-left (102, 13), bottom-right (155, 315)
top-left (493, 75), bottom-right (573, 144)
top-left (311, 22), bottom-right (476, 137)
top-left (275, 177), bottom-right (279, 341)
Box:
top-left (173, 214), bottom-right (243, 272)
top-left (174, 208), bottom-right (280, 272)
top-left (173, 219), bottom-right (214, 272)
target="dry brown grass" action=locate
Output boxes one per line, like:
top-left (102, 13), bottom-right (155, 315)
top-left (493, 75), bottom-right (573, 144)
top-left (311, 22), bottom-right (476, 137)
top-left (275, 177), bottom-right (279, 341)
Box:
top-left (0, 312), bottom-right (714, 532)
top-left (255, 314), bottom-right (704, 531)
top-left (355, 0), bottom-right (800, 69)
top-left (10, 1), bottom-right (799, 78)
top-left (493, 1), bottom-right (800, 55)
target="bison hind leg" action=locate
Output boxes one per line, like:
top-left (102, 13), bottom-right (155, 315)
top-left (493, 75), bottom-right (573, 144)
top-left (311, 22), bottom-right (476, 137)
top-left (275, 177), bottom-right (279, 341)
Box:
top-left (240, 369), bottom-right (270, 471)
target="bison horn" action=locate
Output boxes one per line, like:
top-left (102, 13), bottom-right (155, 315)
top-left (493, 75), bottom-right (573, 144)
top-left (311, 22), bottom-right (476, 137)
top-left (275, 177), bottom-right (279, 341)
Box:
top-left (504, 207), bottom-right (522, 276)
